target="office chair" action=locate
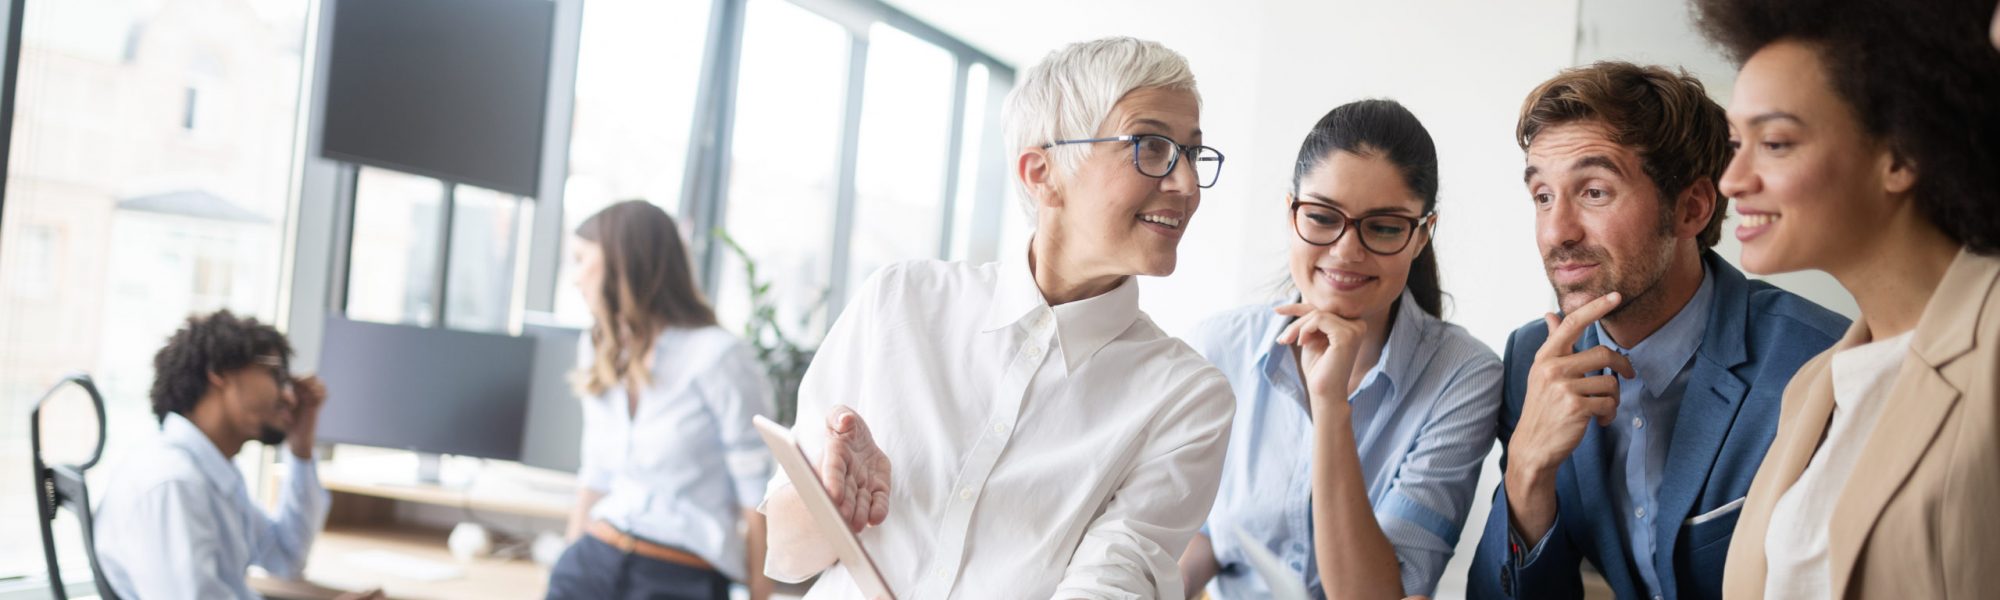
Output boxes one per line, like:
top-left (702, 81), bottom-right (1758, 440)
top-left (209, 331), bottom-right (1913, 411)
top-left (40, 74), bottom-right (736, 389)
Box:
top-left (31, 373), bottom-right (119, 600)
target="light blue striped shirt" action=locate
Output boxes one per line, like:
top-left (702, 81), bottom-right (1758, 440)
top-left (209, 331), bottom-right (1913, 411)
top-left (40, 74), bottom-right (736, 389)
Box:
top-left (578, 325), bottom-right (775, 581)
top-left (1189, 291), bottom-right (1504, 598)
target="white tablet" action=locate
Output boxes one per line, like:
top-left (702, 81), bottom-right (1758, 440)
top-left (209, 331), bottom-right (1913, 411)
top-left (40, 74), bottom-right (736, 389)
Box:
top-left (753, 415), bottom-right (897, 600)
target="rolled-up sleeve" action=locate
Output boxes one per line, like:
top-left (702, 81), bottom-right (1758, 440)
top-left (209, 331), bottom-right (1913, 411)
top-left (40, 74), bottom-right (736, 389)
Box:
top-left (1053, 372), bottom-right (1235, 599)
top-left (250, 452), bottom-right (331, 579)
top-left (1374, 356), bottom-right (1504, 596)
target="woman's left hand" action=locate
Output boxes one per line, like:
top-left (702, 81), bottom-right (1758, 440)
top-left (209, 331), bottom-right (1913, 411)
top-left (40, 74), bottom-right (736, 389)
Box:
top-left (1275, 303), bottom-right (1368, 412)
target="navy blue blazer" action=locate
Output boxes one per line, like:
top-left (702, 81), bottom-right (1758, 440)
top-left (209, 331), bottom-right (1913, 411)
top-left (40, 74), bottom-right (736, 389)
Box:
top-left (1468, 252), bottom-right (1848, 600)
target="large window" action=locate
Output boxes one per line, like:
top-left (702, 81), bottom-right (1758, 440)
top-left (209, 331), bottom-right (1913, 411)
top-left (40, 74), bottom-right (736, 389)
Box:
top-left (552, 0), bottom-right (712, 325)
top-left (708, 3), bottom-right (1015, 343)
top-left (0, 0), bottom-right (1013, 583)
top-left (712, 0), bottom-right (850, 343)
top-left (345, 167), bottom-right (445, 326)
top-left (344, 169), bottom-right (528, 333)
top-left (0, 0), bottom-right (312, 579)
top-left (844, 24), bottom-right (958, 295)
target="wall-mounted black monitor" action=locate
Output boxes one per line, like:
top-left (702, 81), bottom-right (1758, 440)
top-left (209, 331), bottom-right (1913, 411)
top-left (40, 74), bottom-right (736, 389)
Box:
top-left (320, 0), bottom-right (554, 197)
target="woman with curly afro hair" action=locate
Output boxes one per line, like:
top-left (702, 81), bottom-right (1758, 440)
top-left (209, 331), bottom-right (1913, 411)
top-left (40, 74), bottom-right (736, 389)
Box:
top-left (1693, 0), bottom-right (2000, 597)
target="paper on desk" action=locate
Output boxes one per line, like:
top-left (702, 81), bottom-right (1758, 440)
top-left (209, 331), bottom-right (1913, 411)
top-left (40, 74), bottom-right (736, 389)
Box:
top-left (1234, 527), bottom-right (1311, 600)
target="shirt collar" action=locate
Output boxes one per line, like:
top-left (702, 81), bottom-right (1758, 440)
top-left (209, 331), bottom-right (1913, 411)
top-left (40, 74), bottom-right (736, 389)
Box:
top-left (1258, 289), bottom-right (1431, 401)
top-left (1365, 290), bottom-right (1431, 394)
top-left (1593, 267), bottom-right (1716, 397)
top-left (159, 411), bottom-right (243, 495)
top-left (979, 239), bottom-right (1142, 373)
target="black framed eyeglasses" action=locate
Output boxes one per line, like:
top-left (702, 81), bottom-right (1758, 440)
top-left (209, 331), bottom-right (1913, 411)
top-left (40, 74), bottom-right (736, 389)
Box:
top-left (253, 355), bottom-right (292, 393)
top-left (1043, 133), bottom-right (1224, 188)
top-left (1290, 198), bottom-right (1434, 255)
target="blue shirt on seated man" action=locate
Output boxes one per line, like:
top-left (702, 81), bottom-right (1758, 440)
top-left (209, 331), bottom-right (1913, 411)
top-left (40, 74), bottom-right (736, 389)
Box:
top-left (1467, 61), bottom-right (1847, 600)
top-left (92, 311), bottom-right (377, 600)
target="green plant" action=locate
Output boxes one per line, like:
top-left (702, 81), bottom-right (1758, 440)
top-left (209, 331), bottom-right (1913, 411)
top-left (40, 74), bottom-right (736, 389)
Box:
top-left (716, 229), bottom-right (822, 425)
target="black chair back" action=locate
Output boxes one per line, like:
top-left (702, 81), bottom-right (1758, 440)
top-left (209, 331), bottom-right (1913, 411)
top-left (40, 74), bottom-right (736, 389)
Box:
top-left (31, 373), bottom-right (119, 600)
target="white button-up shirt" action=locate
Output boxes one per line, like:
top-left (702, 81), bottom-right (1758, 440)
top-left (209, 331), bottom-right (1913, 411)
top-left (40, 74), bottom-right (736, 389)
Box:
top-left (1762, 330), bottom-right (1914, 600)
top-left (578, 325), bottom-right (775, 580)
top-left (764, 251), bottom-right (1235, 599)
top-left (93, 412), bottom-right (330, 600)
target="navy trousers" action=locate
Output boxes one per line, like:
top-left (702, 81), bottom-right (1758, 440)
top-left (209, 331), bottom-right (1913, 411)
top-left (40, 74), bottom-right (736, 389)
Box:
top-left (545, 535), bottom-right (732, 600)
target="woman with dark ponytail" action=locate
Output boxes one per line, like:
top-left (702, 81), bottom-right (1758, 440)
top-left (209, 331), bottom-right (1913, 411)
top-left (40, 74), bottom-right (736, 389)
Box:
top-left (1179, 100), bottom-right (1501, 599)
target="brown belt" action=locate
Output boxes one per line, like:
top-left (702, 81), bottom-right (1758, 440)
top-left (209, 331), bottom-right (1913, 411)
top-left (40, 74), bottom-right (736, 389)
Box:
top-left (587, 520), bottom-right (714, 572)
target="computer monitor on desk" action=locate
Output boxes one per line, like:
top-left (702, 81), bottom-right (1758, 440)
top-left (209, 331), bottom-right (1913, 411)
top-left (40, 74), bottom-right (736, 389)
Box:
top-left (517, 318), bottom-right (584, 473)
top-left (316, 316), bottom-right (535, 479)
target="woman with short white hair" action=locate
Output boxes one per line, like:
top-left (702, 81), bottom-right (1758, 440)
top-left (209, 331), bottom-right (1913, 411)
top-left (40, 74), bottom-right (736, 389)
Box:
top-left (760, 37), bottom-right (1236, 599)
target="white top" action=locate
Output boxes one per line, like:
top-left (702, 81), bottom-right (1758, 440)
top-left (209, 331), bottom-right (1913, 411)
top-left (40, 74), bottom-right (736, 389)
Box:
top-left (93, 412), bottom-right (330, 600)
top-left (1763, 330), bottom-right (1915, 600)
top-left (763, 250), bottom-right (1236, 599)
top-left (577, 325), bottom-right (774, 581)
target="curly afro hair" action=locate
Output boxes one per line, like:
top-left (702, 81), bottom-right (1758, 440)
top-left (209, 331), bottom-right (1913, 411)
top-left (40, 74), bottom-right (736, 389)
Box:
top-left (1694, 0), bottom-right (2000, 253)
top-left (150, 311), bottom-right (292, 424)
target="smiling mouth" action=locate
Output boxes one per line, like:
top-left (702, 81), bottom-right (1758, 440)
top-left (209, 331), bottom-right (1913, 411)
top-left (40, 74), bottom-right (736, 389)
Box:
top-left (1138, 214), bottom-right (1182, 229)
top-left (1318, 268), bottom-right (1377, 290)
top-left (1739, 213), bottom-right (1781, 227)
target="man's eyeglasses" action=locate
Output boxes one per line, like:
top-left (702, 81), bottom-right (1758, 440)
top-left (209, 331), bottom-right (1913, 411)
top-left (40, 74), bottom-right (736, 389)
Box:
top-left (1043, 134), bottom-right (1225, 188)
top-left (253, 355), bottom-right (292, 393)
top-left (1290, 198), bottom-right (1434, 255)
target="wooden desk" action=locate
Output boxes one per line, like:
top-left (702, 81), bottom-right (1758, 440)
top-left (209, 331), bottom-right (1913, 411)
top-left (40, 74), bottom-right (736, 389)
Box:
top-left (250, 455), bottom-right (573, 599)
top-left (259, 524), bottom-right (549, 600)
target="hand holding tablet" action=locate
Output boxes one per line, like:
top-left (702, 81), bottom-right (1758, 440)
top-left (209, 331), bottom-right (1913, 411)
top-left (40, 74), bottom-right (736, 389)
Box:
top-left (818, 406), bottom-right (893, 533)
top-left (754, 412), bottom-right (897, 600)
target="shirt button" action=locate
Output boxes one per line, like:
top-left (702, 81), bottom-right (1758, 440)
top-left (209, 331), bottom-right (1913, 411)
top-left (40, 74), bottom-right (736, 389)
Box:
top-left (1636, 506), bottom-right (1648, 520)
top-left (935, 567), bottom-right (950, 579)
top-left (1025, 346), bottom-right (1042, 361)
top-left (1034, 311), bottom-right (1051, 329)
top-left (1633, 417), bottom-right (1645, 429)
top-left (959, 487), bottom-right (974, 500)
top-left (992, 422), bottom-right (1007, 434)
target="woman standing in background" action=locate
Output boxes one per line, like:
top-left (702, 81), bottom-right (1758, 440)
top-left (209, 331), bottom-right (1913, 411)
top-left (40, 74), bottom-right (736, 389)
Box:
top-left (547, 200), bottom-right (776, 600)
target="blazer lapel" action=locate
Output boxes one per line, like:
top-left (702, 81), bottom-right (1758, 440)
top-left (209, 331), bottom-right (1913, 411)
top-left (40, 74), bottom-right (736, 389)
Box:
top-left (1827, 249), bottom-right (1997, 595)
top-left (1650, 358), bottom-right (1747, 596)
top-left (1651, 253), bottom-right (1752, 598)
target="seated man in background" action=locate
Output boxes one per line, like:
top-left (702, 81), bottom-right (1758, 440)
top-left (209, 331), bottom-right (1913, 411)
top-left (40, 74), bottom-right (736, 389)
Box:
top-left (93, 311), bottom-right (377, 600)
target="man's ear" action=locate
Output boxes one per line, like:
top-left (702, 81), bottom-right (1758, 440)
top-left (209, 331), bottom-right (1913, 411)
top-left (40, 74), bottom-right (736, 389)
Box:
top-left (1018, 148), bottom-right (1063, 210)
top-left (1675, 179), bottom-right (1719, 240)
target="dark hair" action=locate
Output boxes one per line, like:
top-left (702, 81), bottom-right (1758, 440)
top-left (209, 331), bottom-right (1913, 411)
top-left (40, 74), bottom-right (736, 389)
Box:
top-left (573, 199), bottom-right (717, 397)
top-left (1291, 99), bottom-right (1445, 317)
top-left (1695, 0), bottom-right (2000, 253)
top-left (150, 310), bottom-right (292, 424)
top-left (1517, 61), bottom-right (1733, 248)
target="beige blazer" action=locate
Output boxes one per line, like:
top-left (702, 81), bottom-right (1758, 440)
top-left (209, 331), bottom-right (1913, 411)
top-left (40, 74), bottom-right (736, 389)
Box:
top-left (1724, 249), bottom-right (2000, 599)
